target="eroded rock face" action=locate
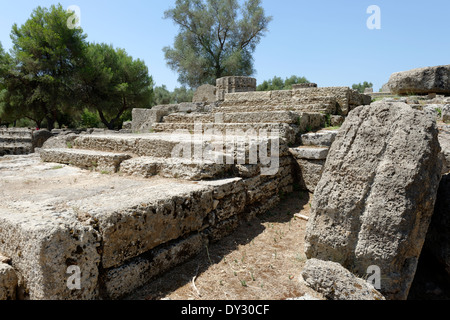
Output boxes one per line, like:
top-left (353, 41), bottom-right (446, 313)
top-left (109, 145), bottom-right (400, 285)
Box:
top-left (0, 263), bottom-right (18, 300)
top-left (305, 101), bottom-right (443, 300)
top-left (301, 259), bottom-right (385, 300)
top-left (388, 65), bottom-right (450, 95)
top-left (193, 84), bottom-right (217, 104)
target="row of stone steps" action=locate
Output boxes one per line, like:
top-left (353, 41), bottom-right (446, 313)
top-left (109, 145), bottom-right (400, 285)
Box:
top-left (162, 111), bottom-right (301, 124)
top-left (40, 132), bottom-right (288, 180)
top-left (289, 129), bottom-right (339, 193)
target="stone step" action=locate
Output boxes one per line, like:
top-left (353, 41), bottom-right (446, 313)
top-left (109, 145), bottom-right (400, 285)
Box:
top-left (163, 111), bottom-right (301, 124)
top-left (0, 144), bottom-right (33, 156)
top-left (300, 130), bottom-right (339, 147)
top-left (120, 156), bottom-right (236, 181)
top-left (0, 137), bottom-right (33, 144)
top-left (72, 133), bottom-right (288, 161)
top-left (212, 103), bottom-right (336, 114)
top-left (0, 154), bottom-right (295, 299)
top-left (222, 91), bottom-right (336, 105)
top-left (0, 129), bottom-right (33, 138)
top-left (151, 123), bottom-right (298, 144)
top-left (289, 146), bottom-right (330, 160)
top-left (40, 148), bottom-right (132, 173)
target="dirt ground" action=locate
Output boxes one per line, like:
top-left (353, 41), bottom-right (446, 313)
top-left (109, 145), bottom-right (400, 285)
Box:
top-left (125, 191), bottom-right (324, 301)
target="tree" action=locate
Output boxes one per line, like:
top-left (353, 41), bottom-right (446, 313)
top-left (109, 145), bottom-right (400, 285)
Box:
top-left (352, 81), bottom-right (373, 93)
top-left (163, 0), bottom-right (272, 88)
top-left (0, 42), bottom-right (7, 125)
top-left (6, 4), bottom-right (88, 130)
top-left (152, 85), bottom-right (194, 106)
top-left (172, 86), bottom-right (194, 103)
top-left (153, 85), bottom-right (173, 106)
top-left (257, 75), bottom-right (310, 91)
top-left (79, 43), bottom-right (153, 130)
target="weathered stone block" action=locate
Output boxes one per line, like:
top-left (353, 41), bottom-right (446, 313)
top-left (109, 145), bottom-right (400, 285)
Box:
top-left (289, 146), bottom-right (329, 160)
top-left (103, 233), bottom-right (206, 299)
top-left (305, 102), bottom-right (443, 300)
top-left (68, 183), bottom-right (213, 269)
top-left (296, 159), bottom-right (326, 193)
top-left (193, 84), bottom-right (217, 103)
top-left (40, 148), bottom-right (132, 173)
top-left (301, 259), bottom-right (385, 300)
top-left (300, 130), bottom-right (339, 147)
top-left (0, 210), bottom-right (101, 300)
top-left (388, 65), bottom-right (450, 95)
top-left (0, 263), bottom-right (18, 300)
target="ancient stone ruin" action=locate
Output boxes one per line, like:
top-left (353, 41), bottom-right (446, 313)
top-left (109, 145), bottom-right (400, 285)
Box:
top-left (1, 70), bottom-right (450, 300)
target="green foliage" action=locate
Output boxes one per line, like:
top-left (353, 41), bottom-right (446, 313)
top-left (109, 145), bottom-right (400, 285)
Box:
top-left (152, 85), bottom-right (194, 106)
top-left (352, 81), bottom-right (373, 93)
top-left (153, 85), bottom-right (173, 105)
top-left (1, 5), bottom-right (155, 130)
top-left (4, 4), bottom-right (88, 130)
top-left (163, 0), bottom-right (272, 88)
top-left (79, 43), bottom-right (153, 130)
top-left (80, 109), bottom-right (101, 128)
top-left (257, 75), bottom-right (310, 91)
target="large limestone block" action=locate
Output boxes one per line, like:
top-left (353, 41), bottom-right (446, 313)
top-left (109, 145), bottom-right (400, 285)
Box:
top-left (68, 183), bottom-right (213, 269)
top-left (296, 159), bottom-right (326, 193)
top-left (40, 148), bottom-right (132, 173)
top-left (301, 130), bottom-right (339, 147)
top-left (439, 124), bottom-right (450, 173)
top-left (193, 84), bottom-right (216, 103)
top-left (289, 146), bottom-right (329, 160)
top-left (305, 102), bottom-right (443, 300)
top-left (104, 233), bottom-right (206, 299)
top-left (0, 263), bottom-right (18, 300)
top-left (388, 65), bottom-right (450, 95)
top-left (301, 259), bottom-right (385, 300)
top-left (0, 210), bottom-right (101, 300)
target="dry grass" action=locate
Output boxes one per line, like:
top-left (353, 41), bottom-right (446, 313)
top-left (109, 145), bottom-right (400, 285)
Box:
top-left (126, 191), bottom-right (324, 301)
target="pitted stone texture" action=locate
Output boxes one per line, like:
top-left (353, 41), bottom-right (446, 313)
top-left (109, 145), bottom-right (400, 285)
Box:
top-left (40, 148), bottom-right (132, 173)
top-left (443, 105), bottom-right (450, 123)
top-left (296, 159), bottom-right (325, 193)
top-left (439, 124), bottom-right (450, 173)
top-left (216, 76), bottom-right (256, 101)
top-left (42, 133), bottom-right (78, 149)
top-left (300, 130), bottom-right (339, 147)
top-left (292, 83), bottom-right (318, 89)
top-left (0, 263), bottom-right (18, 300)
top-left (120, 156), bottom-right (235, 181)
top-left (68, 183), bottom-right (214, 269)
top-left (163, 111), bottom-right (301, 124)
top-left (293, 87), bottom-right (371, 116)
top-left (0, 210), bottom-right (101, 300)
top-left (193, 84), bottom-right (217, 103)
top-left (151, 123), bottom-right (298, 146)
top-left (305, 102), bottom-right (443, 300)
top-left (289, 146), bottom-right (329, 160)
top-left (388, 65), bottom-right (450, 95)
top-left (104, 233), bottom-right (206, 299)
top-left (0, 128), bottom-right (34, 156)
top-left (221, 91), bottom-right (339, 115)
top-left (301, 259), bottom-right (385, 301)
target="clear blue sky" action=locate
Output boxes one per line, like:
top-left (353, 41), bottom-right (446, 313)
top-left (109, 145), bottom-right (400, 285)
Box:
top-left (1, 0), bottom-right (449, 91)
